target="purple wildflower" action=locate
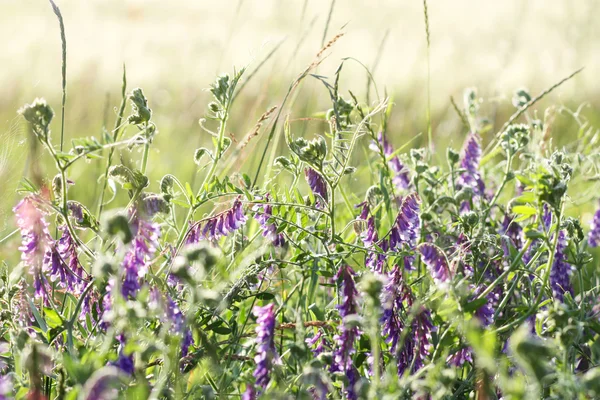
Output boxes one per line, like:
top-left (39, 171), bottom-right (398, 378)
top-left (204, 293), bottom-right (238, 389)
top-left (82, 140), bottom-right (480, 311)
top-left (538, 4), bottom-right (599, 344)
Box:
top-left (186, 221), bottom-right (203, 245)
top-left (164, 294), bottom-right (194, 357)
top-left (0, 375), bottom-right (12, 400)
top-left (371, 132), bottom-right (410, 190)
top-left (357, 202), bottom-right (388, 272)
top-left (550, 230), bottom-right (574, 302)
top-left (253, 303), bottom-right (278, 391)
top-left (389, 193), bottom-right (421, 271)
top-left (306, 330), bottom-right (328, 356)
top-left (305, 168), bottom-right (328, 204)
top-left (447, 347), bottom-right (473, 367)
top-left (142, 193), bottom-right (168, 217)
top-left (112, 336), bottom-right (134, 375)
top-left (53, 226), bottom-right (86, 294)
top-left (242, 385), bottom-right (256, 400)
top-left (473, 287), bottom-right (496, 327)
top-left (67, 202), bottom-right (85, 225)
top-left (412, 307), bottom-right (434, 371)
top-left (589, 204), bottom-right (600, 247)
top-left (396, 334), bottom-right (415, 376)
top-left (381, 266), bottom-right (407, 352)
top-left (501, 215), bottom-right (524, 251)
top-left (457, 132), bottom-right (485, 197)
top-left (100, 278), bottom-right (116, 330)
top-left (121, 214), bottom-right (160, 299)
top-left (389, 193), bottom-right (421, 251)
top-left (82, 368), bottom-right (122, 400)
top-left (418, 244), bottom-right (450, 284)
top-left (357, 202), bottom-right (389, 273)
top-left (357, 202), bottom-right (378, 248)
top-left (365, 240), bottom-right (388, 273)
top-left (543, 204), bottom-right (552, 231)
top-left (253, 195), bottom-right (285, 247)
top-left (80, 288), bottom-right (102, 322)
top-left (202, 198), bottom-right (247, 241)
top-left (14, 196), bottom-right (52, 302)
top-left (332, 265), bottom-right (360, 400)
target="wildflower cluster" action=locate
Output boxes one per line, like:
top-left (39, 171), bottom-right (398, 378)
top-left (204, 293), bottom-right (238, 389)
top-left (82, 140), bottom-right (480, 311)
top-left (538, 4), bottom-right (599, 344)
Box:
top-left (2, 7), bottom-right (600, 400)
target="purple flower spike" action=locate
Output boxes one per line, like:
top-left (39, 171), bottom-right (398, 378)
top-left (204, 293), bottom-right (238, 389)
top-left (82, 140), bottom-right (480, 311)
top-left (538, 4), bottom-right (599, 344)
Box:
top-left (457, 132), bottom-right (485, 197)
top-left (242, 385), bottom-right (256, 400)
top-left (418, 244), bottom-right (450, 284)
top-left (252, 303), bottom-right (278, 391)
top-left (14, 197), bottom-right (52, 302)
top-left (389, 193), bottom-right (421, 250)
top-left (447, 347), bottom-right (473, 367)
top-left (473, 286), bottom-right (496, 327)
top-left (306, 330), bottom-right (328, 356)
top-left (332, 265), bottom-right (360, 400)
top-left (164, 294), bottom-right (194, 357)
top-left (186, 221), bottom-right (203, 245)
top-left (254, 195), bottom-right (286, 247)
top-left (202, 198), bottom-right (247, 241)
top-left (501, 215), bottom-right (524, 251)
top-left (371, 132), bottom-right (410, 190)
top-left (550, 230), bottom-right (574, 302)
top-left (0, 375), bottom-right (12, 400)
top-left (121, 214), bottom-right (160, 299)
top-left (112, 336), bottom-right (134, 375)
top-left (412, 307), bottom-right (434, 371)
top-left (589, 205), bottom-right (600, 247)
top-left (381, 266), bottom-right (407, 352)
top-left (305, 168), bottom-right (328, 204)
top-left (55, 226), bottom-right (85, 294)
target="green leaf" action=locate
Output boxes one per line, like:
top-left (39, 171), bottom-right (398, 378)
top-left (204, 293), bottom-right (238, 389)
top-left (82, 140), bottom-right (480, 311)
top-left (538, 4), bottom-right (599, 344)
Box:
top-left (108, 164), bottom-right (148, 191)
top-left (512, 205), bottom-right (537, 216)
top-left (255, 292), bottom-right (275, 300)
top-left (43, 307), bottom-right (63, 329)
top-left (28, 298), bottom-right (47, 333)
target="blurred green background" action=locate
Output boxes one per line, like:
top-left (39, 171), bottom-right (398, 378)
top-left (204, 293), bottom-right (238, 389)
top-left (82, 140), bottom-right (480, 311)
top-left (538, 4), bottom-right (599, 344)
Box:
top-left (1, 0), bottom-right (599, 248)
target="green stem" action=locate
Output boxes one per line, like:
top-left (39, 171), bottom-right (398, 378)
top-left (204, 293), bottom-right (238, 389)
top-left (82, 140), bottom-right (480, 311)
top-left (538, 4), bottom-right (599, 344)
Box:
top-left (497, 205), bottom-right (563, 333)
top-left (98, 66), bottom-right (127, 218)
top-left (173, 111), bottom-right (229, 253)
top-left (141, 122), bottom-right (150, 174)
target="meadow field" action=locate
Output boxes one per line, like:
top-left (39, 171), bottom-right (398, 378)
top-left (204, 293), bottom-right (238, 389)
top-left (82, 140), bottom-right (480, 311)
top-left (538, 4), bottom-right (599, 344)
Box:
top-left (1, 1), bottom-right (600, 399)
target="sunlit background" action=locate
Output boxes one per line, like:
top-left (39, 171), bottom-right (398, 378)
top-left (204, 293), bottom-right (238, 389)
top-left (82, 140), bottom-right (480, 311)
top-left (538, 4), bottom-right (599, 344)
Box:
top-left (1, 0), bottom-right (599, 241)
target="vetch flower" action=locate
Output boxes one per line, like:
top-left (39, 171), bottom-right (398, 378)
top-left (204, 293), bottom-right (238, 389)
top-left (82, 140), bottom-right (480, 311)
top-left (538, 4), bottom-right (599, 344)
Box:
top-left (381, 266), bottom-right (407, 352)
top-left (121, 214), bottom-right (160, 299)
top-left (305, 330), bottom-right (328, 356)
top-left (412, 307), bottom-right (434, 372)
top-left (588, 204), bottom-right (600, 247)
top-left (164, 294), bottom-right (194, 357)
top-left (305, 168), bottom-right (328, 204)
top-left (389, 193), bottom-right (421, 271)
top-left (447, 347), bottom-right (473, 367)
top-left (0, 375), bottom-right (12, 400)
top-left (242, 385), bottom-right (256, 400)
top-left (253, 195), bottom-right (285, 247)
top-left (202, 198), bottom-right (247, 241)
top-left (550, 230), bottom-right (574, 302)
top-left (356, 202), bottom-right (378, 248)
top-left (418, 243), bottom-right (450, 284)
top-left (332, 265), bottom-right (360, 400)
top-left (456, 132), bottom-right (485, 197)
top-left (112, 335), bottom-right (134, 375)
top-left (14, 196), bottom-right (52, 302)
top-left (357, 202), bottom-right (389, 273)
top-left (371, 132), bottom-right (410, 190)
top-left (54, 226), bottom-right (86, 294)
top-left (501, 215), bottom-right (524, 251)
top-left (252, 303), bottom-right (278, 391)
